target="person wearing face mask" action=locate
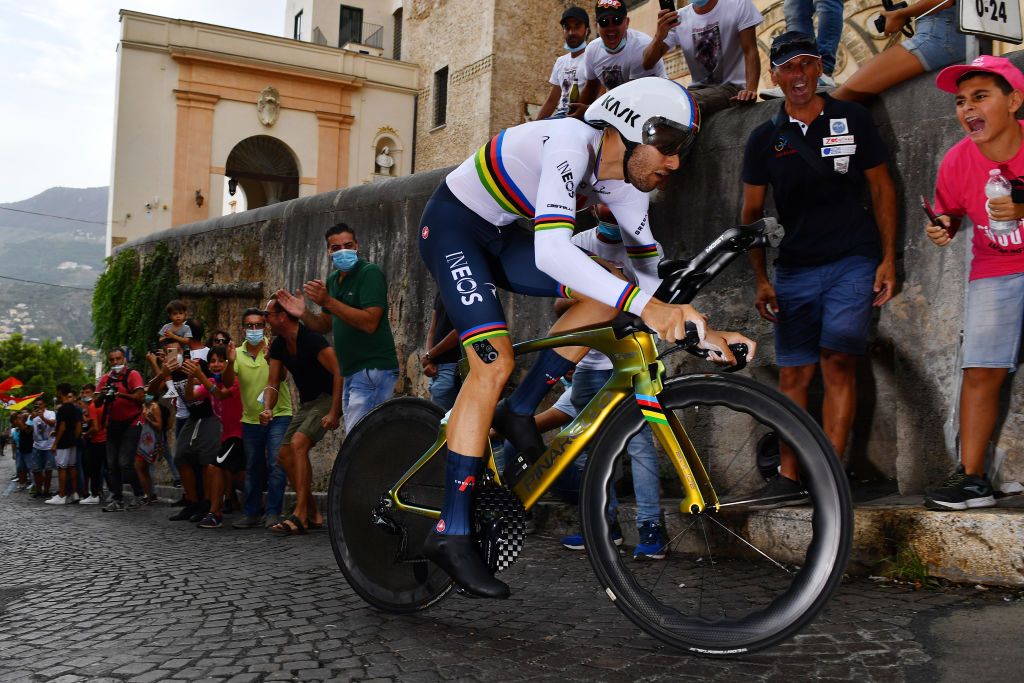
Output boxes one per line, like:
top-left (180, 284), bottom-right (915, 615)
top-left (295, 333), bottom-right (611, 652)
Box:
top-left (536, 6), bottom-right (592, 120)
top-left (577, 0), bottom-right (666, 112)
top-left (276, 223), bottom-right (399, 433)
top-left (80, 383), bottom-right (108, 505)
top-left (96, 347), bottom-right (146, 512)
top-left (643, 0), bottom-right (764, 117)
top-left (220, 308), bottom-right (294, 530)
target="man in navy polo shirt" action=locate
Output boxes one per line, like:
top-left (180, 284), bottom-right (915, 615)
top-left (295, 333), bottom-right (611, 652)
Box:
top-left (740, 32), bottom-right (897, 506)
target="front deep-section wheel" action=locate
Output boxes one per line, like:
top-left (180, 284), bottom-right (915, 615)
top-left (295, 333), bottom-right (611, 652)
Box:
top-left (580, 373), bottom-right (852, 655)
top-left (328, 397), bottom-right (454, 613)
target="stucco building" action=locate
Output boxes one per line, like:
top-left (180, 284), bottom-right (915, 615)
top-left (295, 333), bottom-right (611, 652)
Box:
top-left (107, 4), bottom-right (415, 251)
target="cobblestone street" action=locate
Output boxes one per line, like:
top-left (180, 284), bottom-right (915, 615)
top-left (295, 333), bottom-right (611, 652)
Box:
top-left (2, 458), bottom-right (1022, 682)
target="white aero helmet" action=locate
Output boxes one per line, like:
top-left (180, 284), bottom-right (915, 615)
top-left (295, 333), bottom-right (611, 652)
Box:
top-left (584, 77), bottom-right (700, 158)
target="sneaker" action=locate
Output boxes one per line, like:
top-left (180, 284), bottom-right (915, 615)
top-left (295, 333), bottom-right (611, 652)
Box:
top-left (44, 494), bottom-right (67, 505)
top-left (730, 474), bottom-right (810, 510)
top-left (70, 492), bottom-right (81, 503)
top-left (233, 515), bottom-right (264, 529)
top-left (169, 504), bottom-right (195, 521)
top-left (561, 520), bottom-right (624, 550)
top-left (634, 521), bottom-right (668, 560)
top-left (102, 499), bottom-right (126, 512)
top-left (124, 496), bottom-right (145, 511)
top-left (264, 513), bottom-right (283, 529)
top-left (196, 512), bottom-right (223, 529)
top-left (80, 495), bottom-right (101, 505)
top-left (188, 501), bottom-right (211, 523)
top-left (924, 472), bottom-right (996, 511)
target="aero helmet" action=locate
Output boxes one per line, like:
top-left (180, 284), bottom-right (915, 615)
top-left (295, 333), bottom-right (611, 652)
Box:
top-left (584, 77), bottom-right (700, 158)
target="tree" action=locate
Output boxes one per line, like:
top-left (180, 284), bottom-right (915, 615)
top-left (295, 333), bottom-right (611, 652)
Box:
top-left (0, 334), bottom-right (92, 400)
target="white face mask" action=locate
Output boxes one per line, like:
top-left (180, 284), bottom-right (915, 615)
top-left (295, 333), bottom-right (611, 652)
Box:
top-left (111, 364), bottom-right (125, 373)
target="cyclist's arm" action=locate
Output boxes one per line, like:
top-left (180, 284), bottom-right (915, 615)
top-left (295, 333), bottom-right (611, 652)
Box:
top-left (612, 192), bottom-right (664, 295)
top-left (533, 147), bottom-right (651, 316)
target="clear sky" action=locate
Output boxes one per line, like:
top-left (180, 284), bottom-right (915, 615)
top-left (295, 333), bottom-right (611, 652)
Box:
top-left (0, 0), bottom-right (284, 204)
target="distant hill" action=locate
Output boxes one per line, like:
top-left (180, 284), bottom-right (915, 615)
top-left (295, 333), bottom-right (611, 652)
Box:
top-left (0, 187), bottom-right (108, 346)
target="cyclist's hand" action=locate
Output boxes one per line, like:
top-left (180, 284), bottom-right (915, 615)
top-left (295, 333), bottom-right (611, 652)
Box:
top-left (701, 329), bottom-right (757, 366)
top-left (321, 412), bottom-right (340, 431)
top-left (640, 300), bottom-right (706, 343)
top-left (754, 282), bottom-right (778, 323)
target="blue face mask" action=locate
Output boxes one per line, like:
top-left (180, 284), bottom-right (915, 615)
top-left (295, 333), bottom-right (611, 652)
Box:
top-left (144, 394), bottom-right (154, 403)
top-left (245, 329), bottom-right (264, 346)
top-left (332, 249), bottom-right (358, 271)
top-left (563, 38), bottom-right (587, 52)
top-left (597, 220), bottom-right (621, 241)
top-left (690, 0), bottom-right (711, 7)
top-left (212, 373), bottom-right (222, 383)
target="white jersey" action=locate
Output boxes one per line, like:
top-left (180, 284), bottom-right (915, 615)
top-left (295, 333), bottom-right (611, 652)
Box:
top-left (580, 29), bottom-right (666, 90)
top-left (664, 0), bottom-right (762, 88)
top-left (572, 226), bottom-right (662, 371)
top-left (445, 117), bottom-right (662, 316)
top-left (549, 52), bottom-right (587, 117)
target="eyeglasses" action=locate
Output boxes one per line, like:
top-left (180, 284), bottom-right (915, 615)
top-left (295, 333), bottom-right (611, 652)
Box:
top-left (597, 16), bottom-right (625, 27)
top-left (212, 338), bottom-right (229, 344)
top-left (242, 323), bottom-right (264, 329)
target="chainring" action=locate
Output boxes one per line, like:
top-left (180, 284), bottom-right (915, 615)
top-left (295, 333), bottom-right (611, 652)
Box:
top-left (472, 474), bottom-right (527, 573)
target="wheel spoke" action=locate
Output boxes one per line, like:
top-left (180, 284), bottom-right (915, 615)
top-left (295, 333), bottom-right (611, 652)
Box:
top-left (703, 513), bottom-right (791, 574)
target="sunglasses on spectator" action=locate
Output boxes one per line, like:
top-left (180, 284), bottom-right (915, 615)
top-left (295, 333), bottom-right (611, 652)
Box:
top-left (242, 322), bottom-right (264, 329)
top-left (213, 338), bottom-right (229, 344)
top-left (597, 16), bottom-right (625, 27)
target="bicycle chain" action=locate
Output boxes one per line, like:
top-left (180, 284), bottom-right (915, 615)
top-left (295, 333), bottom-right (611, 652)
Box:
top-left (472, 473), bottom-right (527, 574)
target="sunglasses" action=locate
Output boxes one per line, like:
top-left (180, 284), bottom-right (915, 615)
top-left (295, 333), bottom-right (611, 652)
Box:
top-left (597, 15), bottom-right (625, 27)
top-left (213, 338), bottom-right (229, 344)
top-left (242, 322), bottom-right (264, 329)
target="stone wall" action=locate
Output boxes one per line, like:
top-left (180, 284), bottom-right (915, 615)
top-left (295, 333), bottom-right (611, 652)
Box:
top-left (121, 54), bottom-right (1024, 492)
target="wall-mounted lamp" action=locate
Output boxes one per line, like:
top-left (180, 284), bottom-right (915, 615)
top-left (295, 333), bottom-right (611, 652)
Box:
top-left (195, 190), bottom-right (204, 207)
top-left (228, 178), bottom-right (238, 196)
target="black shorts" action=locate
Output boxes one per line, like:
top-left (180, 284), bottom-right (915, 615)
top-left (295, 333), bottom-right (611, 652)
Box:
top-left (213, 437), bottom-right (245, 473)
top-left (418, 181), bottom-right (563, 351)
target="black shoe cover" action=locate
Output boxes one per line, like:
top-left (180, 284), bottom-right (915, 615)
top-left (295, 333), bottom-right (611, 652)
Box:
top-left (423, 532), bottom-right (510, 599)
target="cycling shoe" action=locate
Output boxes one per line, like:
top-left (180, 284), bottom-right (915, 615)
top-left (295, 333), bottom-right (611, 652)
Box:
top-left (492, 399), bottom-right (544, 483)
top-left (423, 532), bottom-right (510, 599)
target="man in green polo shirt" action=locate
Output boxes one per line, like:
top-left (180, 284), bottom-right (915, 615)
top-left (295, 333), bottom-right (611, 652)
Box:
top-left (287, 223), bottom-right (399, 433)
top-left (221, 307), bottom-right (294, 529)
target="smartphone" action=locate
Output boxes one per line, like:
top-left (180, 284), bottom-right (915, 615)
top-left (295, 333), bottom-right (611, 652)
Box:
top-left (921, 195), bottom-right (957, 238)
top-left (181, 348), bottom-right (191, 361)
top-left (659, 0), bottom-right (676, 10)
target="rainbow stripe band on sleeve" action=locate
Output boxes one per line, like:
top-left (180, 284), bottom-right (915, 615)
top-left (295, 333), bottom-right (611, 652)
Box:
top-left (615, 283), bottom-right (641, 312)
top-left (557, 284), bottom-right (573, 299)
top-left (474, 131), bottom-right (534, 218)
top-left (636, 394), bottom-right (669, 425)
top-left (626, 244), bottom-right (659, 260)
top-left (534, 214), bottom-right (575, 232)
top-left (460, 322), bottom-right (509, 348)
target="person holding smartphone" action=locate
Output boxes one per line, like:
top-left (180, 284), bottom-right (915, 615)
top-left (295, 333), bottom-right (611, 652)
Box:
top-left (643, 0), bottom-right (764, 117)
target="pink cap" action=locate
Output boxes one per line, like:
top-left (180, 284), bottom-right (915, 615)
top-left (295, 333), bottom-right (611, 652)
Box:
top-left (935, 55), bottom-right (1024, 94)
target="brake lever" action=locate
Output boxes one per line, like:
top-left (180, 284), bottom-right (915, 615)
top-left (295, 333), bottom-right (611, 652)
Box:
top-left (684, 343), bottom-right (749, 373)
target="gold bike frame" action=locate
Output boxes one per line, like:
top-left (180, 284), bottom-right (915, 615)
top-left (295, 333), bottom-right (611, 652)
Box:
top-left (386, 324), bottom-right (719, 519)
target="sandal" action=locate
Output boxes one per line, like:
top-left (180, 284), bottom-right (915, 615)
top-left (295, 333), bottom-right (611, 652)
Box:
top-left (269, 513), bottom-right (306, 535)
top-left (307, 519), bottom-right (326, 530)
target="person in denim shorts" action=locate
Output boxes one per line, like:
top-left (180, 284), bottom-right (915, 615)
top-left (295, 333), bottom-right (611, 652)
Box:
top-left (834, 1), bottom-right (965, 102)
top-left (742, 33), bottom-right (897, 507)
top-left (924, 56), bottom-right (1024, 510)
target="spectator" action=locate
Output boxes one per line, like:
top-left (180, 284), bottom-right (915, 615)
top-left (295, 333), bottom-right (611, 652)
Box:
top-left (14, 412), bottom-right (33, 491)
top-left (287, 223), bottom-right (399, 433)
top-left (762, 0), bottom-right (843, 99)
top-left (185, 346), bottom-right (244, 529)
top-left (262, 295), bottom-right (343, 533)
top-left (45, 384), bottom-right (82, 505)
top-left (422, 292), bottom-right (460, 412)
top-left (185, 318), bottom-right (210, 361)
top-left (29, 398), bottom-right (56, 499)
top-left (159, 299), bottom-right (193, 346)
top-left (97, 347), bottom-right (146, 511)
top-left (578, 0), bottom-right (667, 108)
top-left (644, 0), bottom-right (763, 116)
top-left (536, 6), bottom-right (591, 120)
top-left (209, 329), bottom-right (231, 349)
top-left (133, 393), bottom-right (169, 506)
top-left (153, 340), bottom-right (219, 523)
top-left (833, 1), bottom-right (963, 102)
top-left (923, 57), bottom-right (1024, 510)
top-left (80, 383), bottom-right (106, 505)
top-left (740, 32), bottom-right (896, 506)
top-left (222, 308), bottom-right (294, 530)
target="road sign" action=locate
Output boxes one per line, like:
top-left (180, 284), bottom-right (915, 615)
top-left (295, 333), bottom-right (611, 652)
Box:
top-left (961, 0), bottom-right (1023, 44)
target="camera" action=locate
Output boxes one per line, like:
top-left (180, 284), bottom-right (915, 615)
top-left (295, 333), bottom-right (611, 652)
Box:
top-left (874, 0), bottom-right (909, 34)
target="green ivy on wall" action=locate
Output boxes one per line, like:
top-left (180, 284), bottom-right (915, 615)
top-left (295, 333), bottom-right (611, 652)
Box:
top-left (91, 243), bottom-right (180, 362)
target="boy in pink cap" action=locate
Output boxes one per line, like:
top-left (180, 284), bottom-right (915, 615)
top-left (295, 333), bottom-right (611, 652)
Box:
top-left (924, 55), bottom-right (1024, 510)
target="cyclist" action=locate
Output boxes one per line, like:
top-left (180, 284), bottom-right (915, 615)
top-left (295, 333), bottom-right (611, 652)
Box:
top-left (417, 77), bottom-right (755, 599)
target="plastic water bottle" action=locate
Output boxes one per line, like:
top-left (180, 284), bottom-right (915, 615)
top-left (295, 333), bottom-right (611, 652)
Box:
top-left (985, 169), bottom-right (1018, 235)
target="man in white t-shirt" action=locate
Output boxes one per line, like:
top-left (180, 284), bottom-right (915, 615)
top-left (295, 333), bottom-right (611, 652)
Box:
top-left (644, 0), bottom-right (763, 117)
top-left (578, 0), bottom-right (667, 109)
top-left (537, 6), bottom-right (591, 120)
